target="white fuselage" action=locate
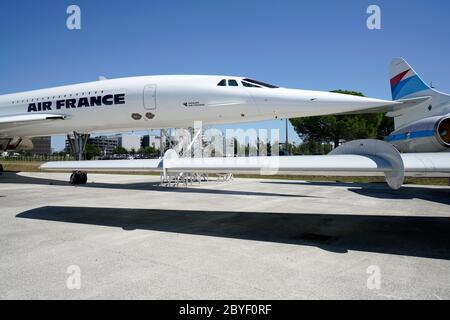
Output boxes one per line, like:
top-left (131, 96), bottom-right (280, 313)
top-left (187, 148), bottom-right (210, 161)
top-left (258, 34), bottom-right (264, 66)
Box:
top-left (0, 75), bottom-right (395, 138)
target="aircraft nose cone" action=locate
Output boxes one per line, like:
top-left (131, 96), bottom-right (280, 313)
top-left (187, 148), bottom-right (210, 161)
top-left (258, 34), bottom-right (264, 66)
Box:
top-left (251, 88), bottom-right (399, 119)
top-left (313, 91), bottom-right (399, 113)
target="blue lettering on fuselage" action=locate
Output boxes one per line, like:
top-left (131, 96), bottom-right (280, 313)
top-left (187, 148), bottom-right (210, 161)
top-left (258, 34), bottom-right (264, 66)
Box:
top-left (27, 93), bottom-right (126, 113)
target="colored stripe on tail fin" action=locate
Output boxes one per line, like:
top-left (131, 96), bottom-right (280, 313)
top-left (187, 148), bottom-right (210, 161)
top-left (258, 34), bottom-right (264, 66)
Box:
top-left (390, 58), bottom-right (431, 100)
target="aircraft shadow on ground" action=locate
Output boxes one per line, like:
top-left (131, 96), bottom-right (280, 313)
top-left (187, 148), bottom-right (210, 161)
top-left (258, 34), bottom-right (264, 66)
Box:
top-left (17, 206), bottom-right (450, 261)
top-left (0, 172), bottom-right (316, 198)
top-left (260, 180), bottom-right (450, 206)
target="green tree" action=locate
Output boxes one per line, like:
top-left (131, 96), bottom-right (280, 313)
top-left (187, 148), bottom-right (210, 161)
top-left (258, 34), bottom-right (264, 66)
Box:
top-left (294, 141), bottom-right (333, 155)
top-left (113, 146), bottom-right (128, 155)
top-left (290, 90), bottom-right (386, 149)
top-left (377, 116), bottom-right (395, 140)
top-left (139, 146), bottom-right (159, 156)
top-left (84, 144), bottom-right (101, 160)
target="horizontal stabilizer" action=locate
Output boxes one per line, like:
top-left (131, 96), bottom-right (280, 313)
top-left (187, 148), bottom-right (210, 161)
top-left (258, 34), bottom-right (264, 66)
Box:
top-left (386, 96), bottom-right (432, 117)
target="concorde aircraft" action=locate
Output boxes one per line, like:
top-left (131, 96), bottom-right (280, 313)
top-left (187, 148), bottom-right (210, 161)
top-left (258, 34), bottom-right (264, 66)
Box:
top-left (0, 74), bottom-right (401, 172)
top-left (0, 59), bottom-right (450, 189)
top-left (0, 76), bottom-right (400, 138)
top-left (38, 59), bottom-right (450, 190)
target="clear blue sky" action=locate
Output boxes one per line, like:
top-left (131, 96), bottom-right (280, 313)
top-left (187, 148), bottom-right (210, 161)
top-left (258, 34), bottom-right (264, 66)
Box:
top-left (1, 0), bottom-right (449, 151)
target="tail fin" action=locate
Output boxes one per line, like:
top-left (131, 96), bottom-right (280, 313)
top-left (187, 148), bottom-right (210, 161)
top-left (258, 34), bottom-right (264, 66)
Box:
top-left (389, 58), bottom-right (450, 130)
top-left (390, 58), bottom-right (432, 100)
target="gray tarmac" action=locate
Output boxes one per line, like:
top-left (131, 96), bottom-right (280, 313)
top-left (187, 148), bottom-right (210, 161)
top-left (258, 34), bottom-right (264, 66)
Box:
top-left (1, 172), bottom-right (449, 300)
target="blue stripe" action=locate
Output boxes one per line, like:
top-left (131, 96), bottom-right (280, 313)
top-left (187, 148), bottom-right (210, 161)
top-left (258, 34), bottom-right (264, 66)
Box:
top-left (391, 75), bottom-right (429, 100)
top-left (385, 130), bottom-right (435, 142)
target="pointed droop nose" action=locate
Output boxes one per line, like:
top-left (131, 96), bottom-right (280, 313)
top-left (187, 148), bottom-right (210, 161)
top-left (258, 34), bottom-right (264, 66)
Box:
top-left (252, 88), bottom-right (400, 118)
top-left (313, 91), bottom-right (400, 114)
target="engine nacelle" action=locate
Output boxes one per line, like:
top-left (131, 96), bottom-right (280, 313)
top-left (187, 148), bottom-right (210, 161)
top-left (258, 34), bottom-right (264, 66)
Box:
top-left (386, 114), bottom-right (450, 153)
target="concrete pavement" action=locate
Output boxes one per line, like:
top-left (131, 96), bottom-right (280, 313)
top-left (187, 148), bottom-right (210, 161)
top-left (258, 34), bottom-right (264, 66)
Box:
top-left (1, 172), bottom-right (449, 299)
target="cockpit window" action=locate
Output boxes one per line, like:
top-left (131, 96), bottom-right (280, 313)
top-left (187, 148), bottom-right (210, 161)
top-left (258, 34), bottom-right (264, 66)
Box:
top-left (228, 80), bottom-right (238, 87)
top-left (243, 78), bottom-right (278, 88)
top-left (217, 79), bottom-right (227, 86)
top-left (242, 81), bottom-right (262, 88)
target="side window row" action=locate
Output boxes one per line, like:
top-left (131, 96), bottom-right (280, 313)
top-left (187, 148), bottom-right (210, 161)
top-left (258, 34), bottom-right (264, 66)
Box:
top-left (11, 91), bottom-right (105, 104)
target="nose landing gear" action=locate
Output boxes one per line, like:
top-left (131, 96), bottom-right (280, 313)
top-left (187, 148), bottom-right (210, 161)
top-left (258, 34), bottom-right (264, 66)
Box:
top-left (70, 171), bottom-right (88, 185)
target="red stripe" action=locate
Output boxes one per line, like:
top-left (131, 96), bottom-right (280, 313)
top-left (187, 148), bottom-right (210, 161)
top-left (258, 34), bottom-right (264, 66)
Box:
top-left (390, 69), bottom-right (410, 87)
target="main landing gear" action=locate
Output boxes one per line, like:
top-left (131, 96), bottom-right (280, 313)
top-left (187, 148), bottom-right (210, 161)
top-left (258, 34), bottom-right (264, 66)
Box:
top-left (70, 171), bottom-right (88, 185)
top-left (67, 132), bottom-right (90, 161)
top-left (0, 163), bottom-right (3, 176)
top-left (67, 131), bottom-right (90, 185)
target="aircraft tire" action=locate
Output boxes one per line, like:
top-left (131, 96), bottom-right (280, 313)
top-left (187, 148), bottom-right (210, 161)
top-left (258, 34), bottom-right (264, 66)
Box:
top-left (70, 172), bottom-right (77, 185)
top-left (70, 171), bottom-right (88, 185)
top-left (80, 172), bottom-right (88, 184)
